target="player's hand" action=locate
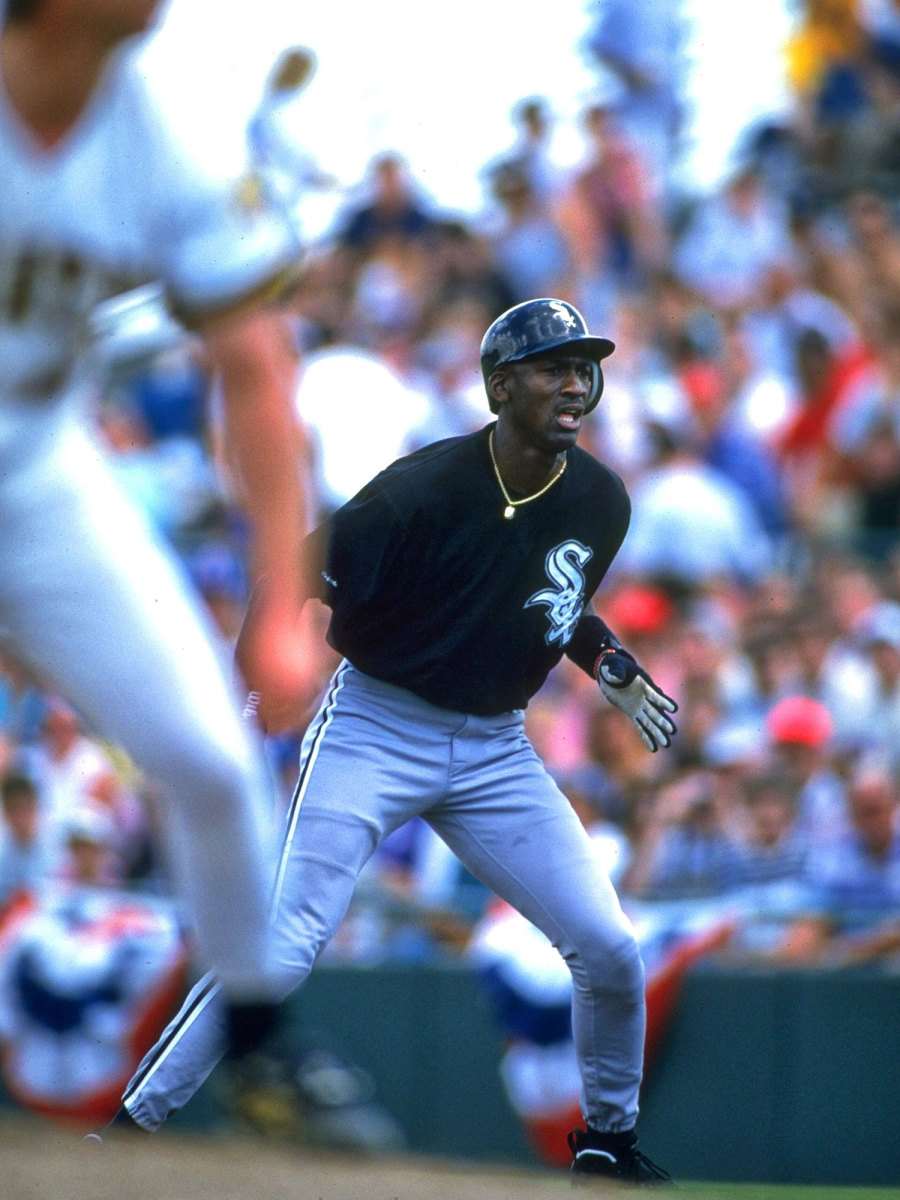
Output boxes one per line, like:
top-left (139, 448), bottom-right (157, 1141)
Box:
top-left (235, 582), bottom-right (320, 735)
top-left (595, 648), bottom-right (678, 752)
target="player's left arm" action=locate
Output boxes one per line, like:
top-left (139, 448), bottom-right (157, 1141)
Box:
top-left (565, 611), bottom-right (678, 752)
top-left (201, 304), bottom-right (319, 731)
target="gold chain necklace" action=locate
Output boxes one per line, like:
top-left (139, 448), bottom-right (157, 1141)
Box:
top-left (488, 429), bottom-right (567, 520)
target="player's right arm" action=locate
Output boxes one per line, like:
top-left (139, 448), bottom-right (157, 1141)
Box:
top-left (201, 305), bottom-right (322, 734)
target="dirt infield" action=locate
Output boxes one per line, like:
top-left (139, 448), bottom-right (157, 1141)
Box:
top-left (4, 1111), bottom-right (576, 1200)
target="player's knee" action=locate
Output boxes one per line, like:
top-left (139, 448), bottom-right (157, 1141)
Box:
top-left (603, 930), bottom-right (645, 996)
top-left (568, 925), bottom-right (645, 999)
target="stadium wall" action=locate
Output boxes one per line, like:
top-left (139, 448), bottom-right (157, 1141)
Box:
top-left (281, 962), bottom-right (900, 1186)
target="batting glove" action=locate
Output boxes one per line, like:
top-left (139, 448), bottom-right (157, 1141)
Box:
top-left (595, 648), bottom-right (678, 752)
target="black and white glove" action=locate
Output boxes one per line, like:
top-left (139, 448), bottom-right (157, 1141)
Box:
top-left (595, 647), bottom-right (678, 752)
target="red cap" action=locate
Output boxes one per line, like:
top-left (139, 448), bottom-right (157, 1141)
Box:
top-left (766, 696), bottom-right (833, 747)
top-left (680, 361), bottom-right (725, 411)
top-left (607, 585), bottom-right (674, 637)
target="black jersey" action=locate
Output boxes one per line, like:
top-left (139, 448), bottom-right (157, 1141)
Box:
top-left (306, 424), bottom-right (630, 715)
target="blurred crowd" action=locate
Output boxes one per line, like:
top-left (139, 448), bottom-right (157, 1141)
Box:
top-left (4, 0), bottom-right (900, 978)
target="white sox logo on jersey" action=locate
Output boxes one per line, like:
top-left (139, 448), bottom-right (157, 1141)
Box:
top-left (525, 540), bottom-right (593, 646)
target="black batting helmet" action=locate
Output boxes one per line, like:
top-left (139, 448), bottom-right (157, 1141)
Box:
top-left (480, 298), bottom-right (615, 414)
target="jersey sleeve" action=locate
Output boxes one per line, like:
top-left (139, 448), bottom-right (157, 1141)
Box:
top-left (310, 480), bottom-right (409, 610)
top-left (134, 81), bottom-right (302, 327)
top-left (157, 182), bottom-right (301, 328)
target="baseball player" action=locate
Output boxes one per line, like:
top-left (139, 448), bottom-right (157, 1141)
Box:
top-left (118, 298), bottom-right (677, 1186)
top-left (0, 0), bottom-right (317, 1058)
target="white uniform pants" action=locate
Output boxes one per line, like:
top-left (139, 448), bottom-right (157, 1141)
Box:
top-left (124, 662), bottom-right (645, 1133)
top-left (0, 417), bottom-right (277, 995)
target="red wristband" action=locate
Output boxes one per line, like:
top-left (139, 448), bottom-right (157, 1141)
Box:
top-left (593, 647), bottom-right (616, 678)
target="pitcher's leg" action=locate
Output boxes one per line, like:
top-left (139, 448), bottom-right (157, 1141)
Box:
top-left (0, 434), bottom-right (278, 993)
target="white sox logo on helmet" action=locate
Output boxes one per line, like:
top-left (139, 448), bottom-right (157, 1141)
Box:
top-left (547, 299), bottom-right (579, 329)
top-left (525, 540), bottom-right (593, 646)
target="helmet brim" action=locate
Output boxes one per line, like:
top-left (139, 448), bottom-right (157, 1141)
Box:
top-left (513, 335), bottom-right (616, 367)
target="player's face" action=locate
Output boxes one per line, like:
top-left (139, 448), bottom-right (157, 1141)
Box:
top-left (498, 353), bottom-right (594, 456)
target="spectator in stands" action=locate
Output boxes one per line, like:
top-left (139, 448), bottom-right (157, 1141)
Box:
top-left (819, 189), bottom-right (900, 328)
top-left (777, 324), bottom-right (873, 540)
top-left (615, 419), bottom-right (775, 589)
top-left (854, 600), bottom-right (900, 762)
top-left (409, 296), bottom-right (500, 448)
top-left (621, 769), bottom-right (739, 902)
top-left (832, 305), bottom-right (900, 455)
top-left (330, 153), bottom-right (438, 345)
top-left (27, 699), bottom-right (121, 830)
top-left (556, 101), bottom-right (667, 304)
top-left (483, 161), bottom-right (575, 303)
top-left (56, 805), bottom-right (122, 889)
top-left (778, 755), bottom-right (900, 964)
top-left (830, 37), bottom-right (900, 203)
top-left (700, 299), bottom-right (799, 445)
top-left (828, 305), bottom-right (900, 558)
top-left (96, 393), bottom-right (220, 546)
top-left (0, 773), bottom-right (58, 908)
top-left (742, 261), bottom-right (858, 401)
top-left (722, 626), bottom-right (802, 733)
top-left (787, 600), bottom-right (875, 751)
top-left (785, 0), bottom-right (868, 174)
top-left (293, 339), bottom-right (431, 512)
top-left (0, 646), bottom-right (46, 772)
top-left (582, 0), bottom-right (688, 204)
top-left (575, 289), bottom-right (688, 480)
top-left (663, 608), bottom-right (745, 765)
top-left (419, 221), bottom-right (515, 332)
top-left (723, 772), bottom-right (813, 957)
top-left (672, 164), bottom-right (797, 313)
top-left (184, 539), bottom-right (250, 646)
top-left (122, 339), bottom-right (209, 444)
top-left (583, 697), bottom-right (667, 804)
top-left (335, 151), bottom-right (437, 265)
top-left (817, 549), bottom-right (887, 636)
top-left (765, 695), bottom-right (850, 846)
top-left (500, 95), bottom-right (562, 204)
top-left (25, 698), bottom-right (148, 876)
top-left (680, 336), bottom-right (791, 539)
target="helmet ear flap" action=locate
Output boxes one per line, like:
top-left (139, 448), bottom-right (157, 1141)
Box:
top-left (585, 362), bottom-right (604, 413)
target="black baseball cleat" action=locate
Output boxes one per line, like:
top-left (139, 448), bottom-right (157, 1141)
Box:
top-left (569, 1126), bottom-right (675, 1187)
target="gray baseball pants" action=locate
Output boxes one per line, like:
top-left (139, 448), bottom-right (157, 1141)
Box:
top-left (123, 661), bottom-right (646, 1133)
